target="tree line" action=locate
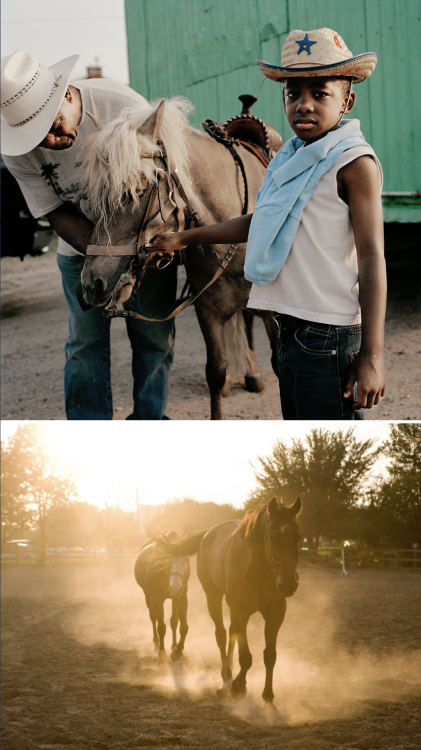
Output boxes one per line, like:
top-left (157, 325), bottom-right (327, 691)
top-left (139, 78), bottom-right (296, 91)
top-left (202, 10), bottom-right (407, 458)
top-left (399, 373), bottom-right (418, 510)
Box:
top-left (1, 423), bottom-right (420, 560)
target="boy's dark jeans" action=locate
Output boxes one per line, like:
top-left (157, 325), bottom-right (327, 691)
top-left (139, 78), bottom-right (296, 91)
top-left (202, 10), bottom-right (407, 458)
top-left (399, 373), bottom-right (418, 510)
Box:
top-left (274, 313), bottom-right (364, 421)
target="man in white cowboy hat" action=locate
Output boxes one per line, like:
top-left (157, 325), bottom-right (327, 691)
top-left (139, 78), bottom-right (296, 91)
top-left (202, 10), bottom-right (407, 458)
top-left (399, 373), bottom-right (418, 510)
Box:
top-left (152, 27), bottom-right (387, 421)
top-left (1, 50), bottom-right (177, 420)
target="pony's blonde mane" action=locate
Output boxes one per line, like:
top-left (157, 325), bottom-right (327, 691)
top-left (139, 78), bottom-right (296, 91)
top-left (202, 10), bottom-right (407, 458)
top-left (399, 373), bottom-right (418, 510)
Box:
top-left (81, 96), bottom-right (195, 228)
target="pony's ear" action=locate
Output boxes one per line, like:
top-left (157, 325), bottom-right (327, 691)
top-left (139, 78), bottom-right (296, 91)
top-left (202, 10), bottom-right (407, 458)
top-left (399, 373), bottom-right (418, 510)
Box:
top-left (86, 111), bottom-right (105, 131)
top-left (290, 497), bottom-right (302, 517)
top-left (138, 100), bottom-right (165, 141)
top-left (268, 497), bottom-right (278, 516)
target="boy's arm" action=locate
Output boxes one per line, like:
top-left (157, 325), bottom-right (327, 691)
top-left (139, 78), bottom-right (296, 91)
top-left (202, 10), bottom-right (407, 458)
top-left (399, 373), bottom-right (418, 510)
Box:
top-left (340, 155), bottom-right (386, 409)
top-left (150, 213), bottom-right (253, 255)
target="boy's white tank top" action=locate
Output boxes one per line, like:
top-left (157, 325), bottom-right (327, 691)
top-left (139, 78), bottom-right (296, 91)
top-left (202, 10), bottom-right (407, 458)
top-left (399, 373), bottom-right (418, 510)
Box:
top-left (247, 146), bottom-right (383, 326)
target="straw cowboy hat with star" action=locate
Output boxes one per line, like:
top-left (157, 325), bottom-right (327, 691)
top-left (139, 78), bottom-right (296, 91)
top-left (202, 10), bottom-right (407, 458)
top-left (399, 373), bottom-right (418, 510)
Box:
top-left (257, 27), bottom-right (377, 83)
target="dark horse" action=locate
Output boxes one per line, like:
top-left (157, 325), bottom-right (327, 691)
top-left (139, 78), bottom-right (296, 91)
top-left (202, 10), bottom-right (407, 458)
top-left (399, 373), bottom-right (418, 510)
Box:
top-left (134, 531), bottom-right (207, 661)
top-left (196, 498), bottom-right (302, 703)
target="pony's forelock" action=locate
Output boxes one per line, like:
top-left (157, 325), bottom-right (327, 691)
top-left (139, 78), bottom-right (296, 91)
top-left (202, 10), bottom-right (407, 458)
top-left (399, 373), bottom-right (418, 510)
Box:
top-left (80, 96), bottom-right (195, 229)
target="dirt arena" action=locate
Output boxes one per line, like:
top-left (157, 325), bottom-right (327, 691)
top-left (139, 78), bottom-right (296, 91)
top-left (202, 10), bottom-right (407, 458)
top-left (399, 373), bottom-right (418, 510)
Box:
top-left (1, 560), bottom-right (420, 750)
top-left (1, 244), bottom-right (421, 420)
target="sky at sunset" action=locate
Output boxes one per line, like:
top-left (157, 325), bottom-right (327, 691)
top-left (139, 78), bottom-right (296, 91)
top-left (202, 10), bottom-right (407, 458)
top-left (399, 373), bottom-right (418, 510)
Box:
top-left (1, 420), bottom-right (393, 510)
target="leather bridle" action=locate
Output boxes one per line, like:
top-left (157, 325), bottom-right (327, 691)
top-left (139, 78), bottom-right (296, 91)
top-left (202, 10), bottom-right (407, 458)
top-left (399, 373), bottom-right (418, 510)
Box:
top-left (83, 144), bottom-right (238, 322)
top-left (264, 523), bottom-right (299, 570)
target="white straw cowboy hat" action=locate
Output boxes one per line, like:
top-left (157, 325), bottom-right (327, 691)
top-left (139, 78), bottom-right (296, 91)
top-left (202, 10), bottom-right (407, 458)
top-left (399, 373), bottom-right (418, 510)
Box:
top-left (1, 50), bottom-right (80, 156)
top-left (257, 28), bottom-right (377, 84)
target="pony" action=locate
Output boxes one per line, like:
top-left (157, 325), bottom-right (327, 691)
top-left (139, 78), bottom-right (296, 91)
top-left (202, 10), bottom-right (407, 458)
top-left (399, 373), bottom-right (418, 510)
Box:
top-left (133, 530), bottom-right (207, 661)
top-left (196, 498), bottom-right (302, 704)
top-left (80, 96), bottom-right (278, 419)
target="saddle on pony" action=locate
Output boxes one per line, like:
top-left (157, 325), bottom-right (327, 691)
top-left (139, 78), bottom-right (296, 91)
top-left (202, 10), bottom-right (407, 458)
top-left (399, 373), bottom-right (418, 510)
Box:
top-left (204, 94), bottom-right (284, 168)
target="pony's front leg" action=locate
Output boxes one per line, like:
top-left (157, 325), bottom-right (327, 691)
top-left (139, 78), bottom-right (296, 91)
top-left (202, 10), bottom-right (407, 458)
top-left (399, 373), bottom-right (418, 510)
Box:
top-left (230, 607), bottom-right (252, 698)
top-left (262, 604), bottom-right (285, 704)
top-left (170, 594), bottom-right (188, 662)
top-left (194, 306), bottom-right (228, 420)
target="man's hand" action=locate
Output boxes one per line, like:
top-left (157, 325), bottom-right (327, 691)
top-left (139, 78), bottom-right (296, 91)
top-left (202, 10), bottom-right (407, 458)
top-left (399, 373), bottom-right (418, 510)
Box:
top-left (343, 352), bottom-right (385, 410)
top-left (46, 203), bottom-right (94, 255)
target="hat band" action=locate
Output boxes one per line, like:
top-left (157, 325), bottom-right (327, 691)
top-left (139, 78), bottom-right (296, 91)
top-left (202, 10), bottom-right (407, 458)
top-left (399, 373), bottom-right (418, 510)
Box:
top-left (1, 64), bottom-right (42, 108)
top-left (8, 75), bottom-right (62, 128)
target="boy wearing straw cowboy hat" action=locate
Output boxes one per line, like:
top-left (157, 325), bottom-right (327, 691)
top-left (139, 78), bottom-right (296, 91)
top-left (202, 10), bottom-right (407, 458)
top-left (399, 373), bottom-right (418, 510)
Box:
top-left (1, 50), bottom-right (177, 421)
top-left (152, 28), bottom-right (386, 420)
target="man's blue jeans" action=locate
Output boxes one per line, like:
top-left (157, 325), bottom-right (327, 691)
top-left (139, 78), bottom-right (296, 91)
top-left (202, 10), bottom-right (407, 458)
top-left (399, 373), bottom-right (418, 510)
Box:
top-left (274, 314), bottom-right (365, 420)
top-left (57, 253), bottom-right (176, 420)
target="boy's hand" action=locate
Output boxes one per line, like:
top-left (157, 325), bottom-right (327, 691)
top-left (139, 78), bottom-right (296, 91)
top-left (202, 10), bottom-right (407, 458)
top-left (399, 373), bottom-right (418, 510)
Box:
top-left (149, 232), bottom-right (187, 257)
top-left (343, 353), bottom-right (385, 410)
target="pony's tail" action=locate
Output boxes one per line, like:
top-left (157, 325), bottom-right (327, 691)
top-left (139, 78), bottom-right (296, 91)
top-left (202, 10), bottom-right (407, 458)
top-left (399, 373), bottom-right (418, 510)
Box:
top-left (158, 530), bottom-right (208, 558)
top-left (224, 312), bottom-right (257, 376)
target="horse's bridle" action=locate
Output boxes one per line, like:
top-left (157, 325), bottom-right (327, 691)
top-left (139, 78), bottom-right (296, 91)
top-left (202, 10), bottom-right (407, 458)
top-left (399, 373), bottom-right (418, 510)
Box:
top-left (83, 144), bottom-right (238, 322)
top-left (264, 523), bottom-right (299, 570)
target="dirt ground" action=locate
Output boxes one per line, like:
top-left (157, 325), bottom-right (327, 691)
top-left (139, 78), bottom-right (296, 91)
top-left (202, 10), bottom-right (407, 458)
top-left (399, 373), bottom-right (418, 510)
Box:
top-left (1, 560), bottom-right (420, 750)
top-left (1, 243), bottom-right (420, 420)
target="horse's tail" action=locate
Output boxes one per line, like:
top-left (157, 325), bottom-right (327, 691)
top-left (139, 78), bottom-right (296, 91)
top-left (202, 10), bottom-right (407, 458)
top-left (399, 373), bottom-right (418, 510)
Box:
top-left (224, 311), bottom-right (256, 377)
top-left (158, 530), bottom-right (208, 558)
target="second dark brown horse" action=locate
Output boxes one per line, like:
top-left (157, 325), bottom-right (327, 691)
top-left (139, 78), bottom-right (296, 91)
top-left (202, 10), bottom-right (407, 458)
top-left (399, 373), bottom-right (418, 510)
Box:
top-left (197, 498), bottom-right (302, 703)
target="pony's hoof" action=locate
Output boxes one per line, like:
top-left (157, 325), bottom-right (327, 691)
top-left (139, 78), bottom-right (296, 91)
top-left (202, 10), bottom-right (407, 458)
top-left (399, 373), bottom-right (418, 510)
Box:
top-left (245, 375), bottom-right (265, 393)
top-left (222, 678), bottom-right (233, 689)
top-left (158, 650), bottom-right (167, 663)
top-left (170, 649), bottom-right (182, 662)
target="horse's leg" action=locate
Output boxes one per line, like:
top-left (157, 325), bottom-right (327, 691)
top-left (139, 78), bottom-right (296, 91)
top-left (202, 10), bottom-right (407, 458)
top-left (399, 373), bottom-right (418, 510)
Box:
top-left (242, 310), bottom-right (266, 393)
top-left (170, 600), bottom-right (179, 651)
top-left (170, 593), bottom-right (188, 662)
top-left (205, 587), bottom-right (232, 685)
top-left (146, 599), bottom-right (160, 652)
top-left (155, 601), bottom-right (167, 658)
top-left (230, 607), bottom-right (252, 697)
top-left (194, 307), bottom-right (228, 420)
top-left (262, 604), bottom-right (285, 704)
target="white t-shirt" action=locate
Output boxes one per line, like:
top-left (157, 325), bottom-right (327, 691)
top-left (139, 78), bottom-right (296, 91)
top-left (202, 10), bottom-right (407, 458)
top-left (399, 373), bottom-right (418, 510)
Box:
top-left (247, 146), bottom-right (383, 326)
top-left (2, 78), bottom-right (148, 256)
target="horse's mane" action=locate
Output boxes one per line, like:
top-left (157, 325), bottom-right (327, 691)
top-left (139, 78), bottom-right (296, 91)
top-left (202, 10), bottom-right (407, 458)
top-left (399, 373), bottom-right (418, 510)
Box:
top-left (236, 505), bottom-right (269, 541)
top-left (81, 96), bottom-right (196, 229)
top-left (236, 501), bottom-right (299, 541)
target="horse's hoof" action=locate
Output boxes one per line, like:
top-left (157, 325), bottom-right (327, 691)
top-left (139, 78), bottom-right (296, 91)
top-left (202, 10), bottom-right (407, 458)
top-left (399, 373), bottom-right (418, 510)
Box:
top-left (158, 650), bottom-right (167, 663)
top-left (170, 649), bottom-right (182, 662)
top-left (231, 680), bottom-right (247, 700)
top-left (222, 374), bottom-right (231, 397)
top-left (245, 375), bottom-right (265, 393)
top-left (222, 678), bottom-right (233, 689)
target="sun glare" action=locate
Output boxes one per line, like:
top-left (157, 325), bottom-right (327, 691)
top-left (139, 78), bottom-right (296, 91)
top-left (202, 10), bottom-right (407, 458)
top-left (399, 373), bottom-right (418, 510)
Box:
top-left (2, 420), bottom-right (392, 510)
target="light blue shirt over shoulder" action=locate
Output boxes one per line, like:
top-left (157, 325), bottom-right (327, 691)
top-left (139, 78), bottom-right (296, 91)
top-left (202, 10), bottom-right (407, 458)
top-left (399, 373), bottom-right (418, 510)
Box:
top-left (244, 119), bottom-right (368, 285)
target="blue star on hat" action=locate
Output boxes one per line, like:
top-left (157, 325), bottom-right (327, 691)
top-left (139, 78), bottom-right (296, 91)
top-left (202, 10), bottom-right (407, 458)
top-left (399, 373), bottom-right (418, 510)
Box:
top-left (295, 33), bottom-right (317, 55)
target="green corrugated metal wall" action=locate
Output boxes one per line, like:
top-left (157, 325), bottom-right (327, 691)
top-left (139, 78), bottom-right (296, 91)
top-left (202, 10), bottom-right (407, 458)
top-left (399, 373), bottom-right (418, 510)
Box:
top-left (125, 0), bottom-right (421, 222)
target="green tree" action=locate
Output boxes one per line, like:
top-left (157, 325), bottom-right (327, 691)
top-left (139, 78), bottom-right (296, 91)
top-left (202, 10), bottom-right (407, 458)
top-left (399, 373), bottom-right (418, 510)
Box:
top-left (2, 425), bottom-right (79, 562)
top-left (376, 424), bottom-right (421, 547)
top-left (246, 428), bottom-right (378, 549)
top-left (1, 441), bottom-right (33, 552)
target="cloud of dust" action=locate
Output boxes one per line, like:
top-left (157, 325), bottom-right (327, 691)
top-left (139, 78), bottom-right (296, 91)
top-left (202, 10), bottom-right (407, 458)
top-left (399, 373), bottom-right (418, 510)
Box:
top-left (59, 560), bottom-right (421, 727)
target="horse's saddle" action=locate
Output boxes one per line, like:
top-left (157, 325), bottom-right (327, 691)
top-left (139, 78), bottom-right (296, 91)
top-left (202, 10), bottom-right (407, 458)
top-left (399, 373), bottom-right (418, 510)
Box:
top-left (212, 94), bottom-right (284, 166)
